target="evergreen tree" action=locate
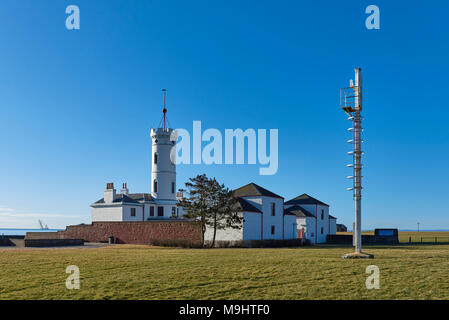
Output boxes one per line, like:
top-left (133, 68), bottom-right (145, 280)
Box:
top-left (180, 174), bottom-right (242, 247)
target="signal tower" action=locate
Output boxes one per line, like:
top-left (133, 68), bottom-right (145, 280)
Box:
top-left (340, 68), bottom-right (373, 259)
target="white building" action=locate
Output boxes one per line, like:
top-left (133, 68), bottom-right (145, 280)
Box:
top-left (91, 106), bottom-right (183, 221)
top-left (204, 183), bottom-right (297, 242)
top-left (329, 215), bottom-right (337, 235)
top-left (284, 194), bottom-right (337, 244)
top-left (90, 96), bottom-right (336, 244)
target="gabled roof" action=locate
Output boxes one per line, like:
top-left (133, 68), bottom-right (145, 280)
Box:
top-left (127, 193), bottom-right (155, 202)
top-left (93, 193), bottom-right (155, 205)
top-left (329, 214), bottom-right (337, 220)
top-left (285, 193), bottom-right (329, 206)
top-left (233, 183), bottom-right (283, 199)
top-left (284, 205), bottom-right (316, 218)
top-left (233, 198), bottom-right (262, 213)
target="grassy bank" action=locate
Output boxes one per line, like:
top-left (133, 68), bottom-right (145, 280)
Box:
top-left (1, 243), bottom-right (449, 300)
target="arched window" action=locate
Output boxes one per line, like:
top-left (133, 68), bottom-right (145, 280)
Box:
top-left (154, 153), bottom-right (158, 164)
top-left (153, 180), bottom-right (158, 193)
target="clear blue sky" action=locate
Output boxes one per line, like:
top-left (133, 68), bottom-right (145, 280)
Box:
top-left (1, 0), bottom-right (448, 229)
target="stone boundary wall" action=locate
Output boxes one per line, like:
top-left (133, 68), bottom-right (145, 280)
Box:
top-left (55, 221), bottom-right (202, 245)
top-left (0, 235), bottom-right (25, 246)
top-left (25, 239), bottom-right (84, 247)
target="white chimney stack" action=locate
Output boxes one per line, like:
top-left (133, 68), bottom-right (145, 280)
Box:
top-left (121, 183), bottom-right (129, 195)
top-left (104, 182), bottom-right (116, 203)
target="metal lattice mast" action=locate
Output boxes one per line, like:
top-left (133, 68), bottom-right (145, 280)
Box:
top-left (341, 68), bottom-right (363, 254)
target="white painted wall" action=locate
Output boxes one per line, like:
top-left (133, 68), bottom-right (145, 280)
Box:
top-left (204, 211), bottom-right (264, 242)
top-left (92, 206), bottom-right (123, 222)
top-left (291, 204), bottom-right (329, 244)
top-left (122, 205), bottom-right (144, 221)
top-left (315, 205), bottom-right (329, 243)
top-left (242, 212), bottom-right (262, 240)
top-left (151, 128), bottom-right (176, 201)
top-left (329, 218), bottom-right (337, 235)
top-left (244, 196), bottom-right (284, 240)
top-left (144, 204), bottom-right (178, 220)
top-left (283, 215), bottom-right (297, 240)
top-left (204, 213), bottom-right (244, 241)
top-left (296, 216), bottom-right (316, 243)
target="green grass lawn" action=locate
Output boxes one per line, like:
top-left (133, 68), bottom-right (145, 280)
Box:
top-left (1, 243), bottom-right (449, 300)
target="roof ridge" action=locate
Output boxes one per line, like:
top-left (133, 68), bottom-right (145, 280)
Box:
top-left (233, 182), bottom-right (283, 199)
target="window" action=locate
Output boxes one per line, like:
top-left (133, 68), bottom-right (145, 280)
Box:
top-left (157, 206), bottom-right (164, 217)
top-left (172, 207), bottom-right (177, 217)
top-left (154, 153), bottom-right (158, 164)
top-left (271, 225), bottom-right (275, 235)
top-left (321, 227), bottom-right (324, 234)
top-left (150, 206), bottom-right (154, 216)
top-left (271, 203), bottom-right (275, 216)
top-left (153, 180), bottom-right (158, 193)
top-left (171, 182), bottom-right (175, 194)
top-left (321, 209), bottom-right (324, 220)
top-left (130, 208), bottom-right (136, 217)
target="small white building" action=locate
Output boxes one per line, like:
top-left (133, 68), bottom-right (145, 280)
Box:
top-left (204, 183), bottom-right (297, 242)
top-left (284, 194), bottom-right (337, 244)
top-left (91, 183), bottom-right (182, 221)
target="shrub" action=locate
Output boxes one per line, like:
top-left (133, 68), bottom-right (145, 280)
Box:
top-left (249, 239), bottom-right (304, 248)
top-left (149, 239), bottom-right (203, 248)
top-left (207, 239), bottom-right (306, 248)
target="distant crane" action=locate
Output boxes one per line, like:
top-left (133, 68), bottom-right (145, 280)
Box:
top-left (38, 219), bottom-right (49, 230)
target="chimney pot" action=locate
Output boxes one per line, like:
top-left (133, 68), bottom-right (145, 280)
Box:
top-left (121, 182), bottom-right (129, 195)
top-left (104, 183), bottom-right (116, 203)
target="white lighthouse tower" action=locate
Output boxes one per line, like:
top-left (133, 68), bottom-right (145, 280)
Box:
top-left (90, 89), bottom-right (182, 222)
top-left (150, 89), bottom-right (178, 217)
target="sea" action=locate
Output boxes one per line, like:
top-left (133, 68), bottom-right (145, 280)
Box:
top-left (0, 228), bottom-right (62, 236)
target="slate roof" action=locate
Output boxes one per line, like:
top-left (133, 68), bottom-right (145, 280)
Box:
top-left (285, 193), bottom-right (329, 206)
top-left (93, 193), bottom-right (155, 205)
top-left (329, 214), bottom-right (337, 220)
top-left (233, 198), bottom-right (262, 213)
top-left (284, 205), bottom-right (316, 218)
top-left (233, 183), bottom-right (283, 199)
